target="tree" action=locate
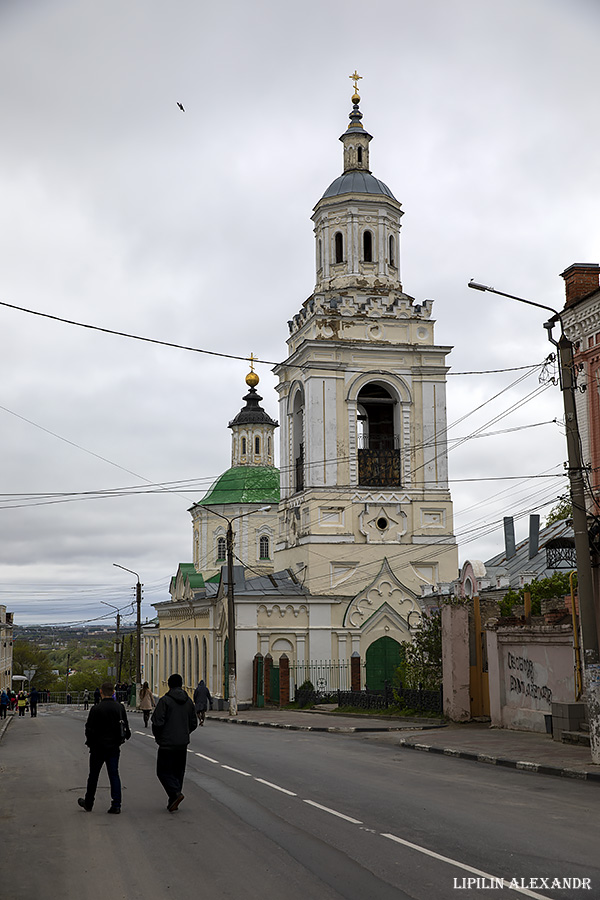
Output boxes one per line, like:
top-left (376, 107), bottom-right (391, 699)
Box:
top-left (545, 497), bottom-right (572, 527)
top-left (12, 641), bottom-right (57, 689)
top-left (499, 571), bottom-right (575, 616)
top-left (394, 609), bottom-right (442, 694)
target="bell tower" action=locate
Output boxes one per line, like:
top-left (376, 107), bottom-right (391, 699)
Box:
top-left (274, 77), bottom-right (458, 602)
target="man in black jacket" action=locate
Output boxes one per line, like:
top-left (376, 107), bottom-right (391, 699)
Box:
top-left (151, 673), bottom-right (197, 812)
top-left (78, 681), bottom-right (130, 814)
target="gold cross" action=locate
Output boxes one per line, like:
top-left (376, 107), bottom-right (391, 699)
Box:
top-left (349, 70), bottom-right (362, 93)
top-left (249, 352), bottom-right (256, 372)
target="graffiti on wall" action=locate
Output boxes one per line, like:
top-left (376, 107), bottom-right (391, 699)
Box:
top-left (507, 650), bottom-right (552, 705)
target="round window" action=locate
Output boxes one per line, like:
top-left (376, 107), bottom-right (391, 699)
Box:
top-left (376, 517), bottom-right (388, 531)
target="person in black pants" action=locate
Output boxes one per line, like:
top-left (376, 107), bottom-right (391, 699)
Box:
top-left (78, 681), bottom-right (130, 814)
top-left (151, 674), bottom-right (197, 812)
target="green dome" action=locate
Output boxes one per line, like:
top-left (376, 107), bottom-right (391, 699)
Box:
top-left (198, 466), bottom-right (280, 506)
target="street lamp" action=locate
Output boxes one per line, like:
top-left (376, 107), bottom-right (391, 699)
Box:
top-left (468, 279), bottom-right (600, 762)
top-left (113, 564), bottom-right (142, 687)
top-left (207, 506), bottom-right (272, 716)
top-left (101, 601), bottom-right (122, 682)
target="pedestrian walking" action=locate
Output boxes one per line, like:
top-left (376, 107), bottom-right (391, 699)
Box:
top-left (193, 679), bottom-right (213, 726)
top-left (93, 686), bottom-right (101, 705)
top-left (0, 689), bottom-right (8, 718)
top-left (151, 673), bottom-right (197, 812)
top-left (83, 688), bottom-right (89, 711)
top-left (138, 682), bottom-right (155, 727)
top-left (78, 681), bottom-right (131, 814)
top-left (17, 691), bottom-right (27, 717)
top-left (29, 686), bottom-right (39, 717)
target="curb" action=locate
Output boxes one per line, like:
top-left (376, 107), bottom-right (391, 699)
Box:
top-left (0, 713), bottom-right (13, 743)
top-left (396, 738), bottom-right (600, 783)
top-left (210, 716), bottom-right (426, 734)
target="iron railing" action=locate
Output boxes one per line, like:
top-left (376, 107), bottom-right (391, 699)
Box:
top-left (291, 660), bottom-right (352, 704)
top-left (337, 682), bottom-right (443, 716)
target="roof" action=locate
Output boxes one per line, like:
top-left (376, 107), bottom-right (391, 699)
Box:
top-left (196, 465), bottom-right (280, 506)
top-left (483, 518), bottom-right (574, 583)
top-left (219, 566), bottom-right (306, 596)
top-left (228, 386), bottom-right (278, 429)
top-left (320, 170), bottom-right (397, 201)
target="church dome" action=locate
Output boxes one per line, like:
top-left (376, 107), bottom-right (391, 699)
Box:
top-left (197, 466), bottom-right (280, 506)
top-left (320, 170), bottom-right (397, 201)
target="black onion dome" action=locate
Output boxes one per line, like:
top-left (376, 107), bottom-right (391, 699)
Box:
top-left (228, 387), bottom-right (278, 429)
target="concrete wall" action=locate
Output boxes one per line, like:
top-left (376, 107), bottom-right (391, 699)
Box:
top-left (487, 624), bottom-right (575, 733)
top-left (442, 604), bottom-right (470, 721)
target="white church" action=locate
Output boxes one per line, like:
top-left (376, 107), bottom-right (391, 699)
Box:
top-left (143, 79), bottom-right (458, 704)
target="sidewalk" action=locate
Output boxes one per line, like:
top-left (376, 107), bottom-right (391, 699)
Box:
top-left (206, 706), bottom-right (600, 783)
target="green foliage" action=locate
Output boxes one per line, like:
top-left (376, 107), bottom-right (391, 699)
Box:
top-left (544, 498), bottom-right (572, 527)
top-left (499, 572), bottom-right (576, 616)
top-left (393, 609), bottom-right (442, 697)
top-left (12, 641), bottom-right (57, 689)
top-left (297, 679), bottom-right (315, 693)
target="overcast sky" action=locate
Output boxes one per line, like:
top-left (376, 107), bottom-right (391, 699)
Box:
top-left (1, 0), bottom-right (599, 626)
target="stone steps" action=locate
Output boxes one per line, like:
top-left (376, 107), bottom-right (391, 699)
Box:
top-left (561, 729), bottom-right (591, 747)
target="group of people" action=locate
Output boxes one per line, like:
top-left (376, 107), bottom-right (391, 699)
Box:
top-left (79, 676), bottom-right (212, 814)
top-left (0, 687), bottom-right (40, 718)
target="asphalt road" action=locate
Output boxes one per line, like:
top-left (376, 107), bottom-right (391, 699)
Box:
top-left (1, 707), bottom-right (599, 900)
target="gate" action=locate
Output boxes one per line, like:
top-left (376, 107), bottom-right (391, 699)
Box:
top-left (365, 636), bottom-right (404, 690)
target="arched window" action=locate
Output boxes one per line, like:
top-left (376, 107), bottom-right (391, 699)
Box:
top-left (357, 382), bottom-right (401, 488)
top-left (202, 637), bottom-right (208, 682)
top-left (267, 436), bottom-right (271, 456)
top-left (188, 637), bottom-right (192, 685)
top-left (241, 437), bottom-right (247, 455)
top-left (216, 536), bottom-right (226, 562)
top-left (363, 230), bottom-right (373, 262)
top-left (334, 231), bottom-right (343, 264)
top-left (181, 639), bottom-right (185, 684)
top-left (194, 636), bottom-right (200, 685)
top-left (255, 435), bottom-right (260, 454)
top-left (293, 389), bottom-right (305, 492)
top-left (259, 535), bottom-right (270, 560)
top-left (389, 235), bottom-right (395, 267)
top-left (163, 637), bottom-right (167, 681)
top-left (357, 146), bottom-right (363, 165)
top-left (318, 239), bottom-right (322, 270)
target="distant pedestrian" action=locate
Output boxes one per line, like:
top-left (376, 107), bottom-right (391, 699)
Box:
top-left (138, 682), bottom-right (155, 728)
top-left (17, 691), bottom-right (27, 716)
top-left (193, 680), bottom-right (213, 726)
top-left (10, 691), bottom-right (17, 712)
top-left (78, 681), bottom-right (130, 814)
top-left (0, 690), bottom-right (8, 718)
top-left (151, 674), bottom-right (197, 812)
top-left (94, 687), bottom-right (100, 705)
top-left (83, 688), bottom-right (89, 711)
top-left (29, 687), bottom-right (39, 717)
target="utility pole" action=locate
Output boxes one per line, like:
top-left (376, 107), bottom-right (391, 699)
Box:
top-left (226, 519), bottom-right (237, 717)
top-left (113, 563), bottom-right (142, 692)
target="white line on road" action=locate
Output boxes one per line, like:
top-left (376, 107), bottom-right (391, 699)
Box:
top-left (221, 765), bottom-right (252, 776)
top-left (303, 799), bottom-right (362, 825)
top-left (254, 778), bottom-right (297, 796)
top-left (195, 752), bottom-right (219, 764)
top-left (381, 834), bottom-right (550, 900)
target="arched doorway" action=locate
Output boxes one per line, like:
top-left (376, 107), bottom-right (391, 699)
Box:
top-left (365, 636), bottom-right (404, 690)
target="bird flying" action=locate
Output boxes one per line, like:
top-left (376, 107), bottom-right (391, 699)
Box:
top-left (177, 102), bottom-right (185, 112)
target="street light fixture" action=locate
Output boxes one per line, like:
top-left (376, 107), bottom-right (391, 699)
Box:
top-left (101, 601), bottom-right (122, 682)
top-left (207, 505), bottom-right (272, 716)
top-left (113, 564), bottom-right (142, 687)
top-left (468, 279), bottom-right (600, 762)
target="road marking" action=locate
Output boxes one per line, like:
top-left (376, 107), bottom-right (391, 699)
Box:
top-left (134, 730), bottom-right (147, 735)
top-left (381, 834), bottom-right (549, 900)
top-left (303, 799), bottom-right (362, 825)
top-left (254, 778), bottom-right (297, 796)
top-left (221, 765), bottom-right (252, 776)
top-left (195, 752), bottom-right (220, 764)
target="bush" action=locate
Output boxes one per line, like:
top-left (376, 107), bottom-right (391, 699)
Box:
top-left (499, 572), bottom-right (576, 617)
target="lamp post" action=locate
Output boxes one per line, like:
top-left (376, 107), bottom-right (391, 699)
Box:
top-left (208, 506), bottom-right (272, 716)
top-left (468, 280), bottom-right (600, 762)
top-left (112, 563), bottom-right (142, 687)
top-left (101, 601), bottom-right (122, 682)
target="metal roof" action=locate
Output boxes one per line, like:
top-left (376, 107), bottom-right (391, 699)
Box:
top-left (320, 170), bottom-right (397, 201)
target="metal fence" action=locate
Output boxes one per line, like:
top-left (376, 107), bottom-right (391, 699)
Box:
top-left (337, 682), bottom-right (443, 716)
top-left (290, 660), bottom-right (352, 701)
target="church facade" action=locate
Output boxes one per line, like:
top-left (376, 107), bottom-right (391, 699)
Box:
top-left (146, 82), bottom-right (458, 704)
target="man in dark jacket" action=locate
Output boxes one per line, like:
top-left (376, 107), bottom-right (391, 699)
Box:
top-left (78, 681), bottom-right (130, 814)
top-left (193, 679), bottom-right (213, 726)
top-left (151, 673), bottom-right (197, 812)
